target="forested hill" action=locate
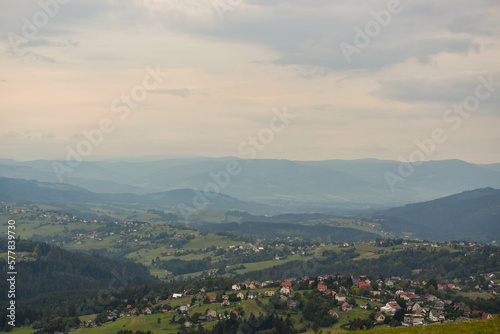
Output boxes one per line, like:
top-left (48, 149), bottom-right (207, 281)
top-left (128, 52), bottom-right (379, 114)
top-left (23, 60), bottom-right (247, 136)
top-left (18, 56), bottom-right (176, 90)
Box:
top-left (0, 239), bottom-right (157, 301)
top-left (378, 188), bottom-right (500, 242)
top-left (196, 221), bottom-right (379, 242)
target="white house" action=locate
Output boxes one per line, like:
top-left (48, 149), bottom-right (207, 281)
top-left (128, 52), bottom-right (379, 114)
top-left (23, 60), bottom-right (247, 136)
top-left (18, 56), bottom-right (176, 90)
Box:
top-left (380, 302), bottom-right (401, 314)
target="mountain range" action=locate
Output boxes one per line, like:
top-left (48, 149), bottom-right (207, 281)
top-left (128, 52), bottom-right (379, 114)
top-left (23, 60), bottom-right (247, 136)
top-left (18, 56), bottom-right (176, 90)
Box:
top-left (0, 175), bottom-right (499, 242)
top-left (0, 177), bottom-right (273, 214)
top-left (1, 157), bottom-right (500, 210)
top-left (376, 187), bottom-right (500, 242)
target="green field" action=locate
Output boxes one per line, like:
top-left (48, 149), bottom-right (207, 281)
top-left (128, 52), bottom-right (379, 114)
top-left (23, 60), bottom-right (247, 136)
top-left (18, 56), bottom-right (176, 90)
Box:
top-left (363, 316), bottom-right (499, 334)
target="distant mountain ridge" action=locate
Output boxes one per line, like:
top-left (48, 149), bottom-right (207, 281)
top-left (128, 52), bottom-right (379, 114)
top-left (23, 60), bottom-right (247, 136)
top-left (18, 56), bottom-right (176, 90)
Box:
top-left (1, 157), bottom-right (499, 209)
top-left (378, 188), bottom-right (500, 242)
top-left (0, 177), bottom-right (275, 214)
top-left (1, 176), bottom-right (498, 242)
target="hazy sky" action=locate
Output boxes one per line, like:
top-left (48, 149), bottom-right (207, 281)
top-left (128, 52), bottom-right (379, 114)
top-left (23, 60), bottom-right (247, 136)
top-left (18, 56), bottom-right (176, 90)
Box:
top-left (1, 0), bottom-right (499, 163)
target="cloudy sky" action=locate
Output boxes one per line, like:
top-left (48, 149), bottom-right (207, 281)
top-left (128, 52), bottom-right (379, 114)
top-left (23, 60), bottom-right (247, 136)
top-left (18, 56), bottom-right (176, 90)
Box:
top-left (1, 0), bottom-right (499, 163)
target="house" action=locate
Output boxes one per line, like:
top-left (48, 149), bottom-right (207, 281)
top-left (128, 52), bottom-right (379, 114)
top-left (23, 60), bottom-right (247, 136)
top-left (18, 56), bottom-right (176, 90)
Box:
top-left (407, 302), bottom-right (422, 313)
top-left (221, 299), bottom-right (230, 306)
top-left (404, 314), bottom-right (424, 326)
top-left (485, 273), bottom-right (496, 280)
top-left (247, 291), bottom-right (258, 299)
top-left (375, 312), bottom-right (385, 323)
top-left (251, 281), bottom-right (262, 288)
top-left (434, 300), bottom-right (445, 309)
top-left (381, 302), bottom-right (401, 314)
top-left (328, 310), bottom-right (340, 319)
top-left (265, 290), bottom-right (275, 297)
top-left (471, 310), bottom-right (482, 317)
top-left (287, 299), bottom-right (298, 310)
top-left (412, 315), bottom-right (425, 326)
top-left (143, 307), bottom-right (152, 315)
top-left (232, 284), bottom-right (241, 291)
top-left (179, 304), bottom-right (189, 313)
top-left (425, 294), bottom-right (438, 302)
top-left (317, 284), bottom-right (328, 292)
top-left (360, 302), bottom-right (370, 310)
top-left (237, 292), bottom-right (245, 300)
top-left (400, 292), bottom-right (418, 301)
top-left (222, 295), bottom-right (229, 300)
top-left (359, 282), bottom-right (373, 291)
top-left (209, 296), bottom-right (217, 303)
top-left (263, 280), bottom-right (274, 287)
top-left (335, 294), bottom-right (347, 302)
top-left (172, 293), bottom-right (183, 299)
top-left (162, 304), bottom-right (172, 312)
top-left (207, 309), bottom-right (217, 318)
top-left (483, 313), bottom-right (493, 320)
top-left (282, 281), bottom-right (292, 288)
top-left (280, 286), bottom-right (291, 295)
top-left (184, 321), bottom-right (192, 328)
top-left (429, 310), bottom-right (445, 322)
top-left (456, 305), bottom-right (471, 315)
top-left (341, 302), bottom-right (353, 311)
top-left (370, 290), bottom-right (381, 297)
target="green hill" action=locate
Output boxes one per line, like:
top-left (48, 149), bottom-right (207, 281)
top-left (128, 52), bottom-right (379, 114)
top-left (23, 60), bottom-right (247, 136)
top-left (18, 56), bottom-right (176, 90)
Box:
top-left (0, 239), bottom-right (157, 301)
top-left (379, 188), bottom-right (500, 242)
top-left (349, 316), bottom-right (500, 334)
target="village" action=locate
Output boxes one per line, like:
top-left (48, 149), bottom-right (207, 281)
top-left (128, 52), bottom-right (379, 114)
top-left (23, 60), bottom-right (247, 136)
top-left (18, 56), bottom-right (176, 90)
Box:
top-left (78, 270), bottom-right (498, 331)
top-left (2, 204), bottom-right (498, 332)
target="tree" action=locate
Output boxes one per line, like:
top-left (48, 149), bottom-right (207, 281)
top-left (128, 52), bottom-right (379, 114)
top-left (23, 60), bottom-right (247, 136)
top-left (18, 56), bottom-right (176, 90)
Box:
top-left (393, 309), bottom-right (405, 323)
top-left (426, 278), bottom-right (438, 290)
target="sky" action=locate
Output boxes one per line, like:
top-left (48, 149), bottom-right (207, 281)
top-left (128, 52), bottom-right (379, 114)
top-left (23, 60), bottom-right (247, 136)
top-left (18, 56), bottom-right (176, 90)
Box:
top-left (1, 0), bottom-right (499, 163)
